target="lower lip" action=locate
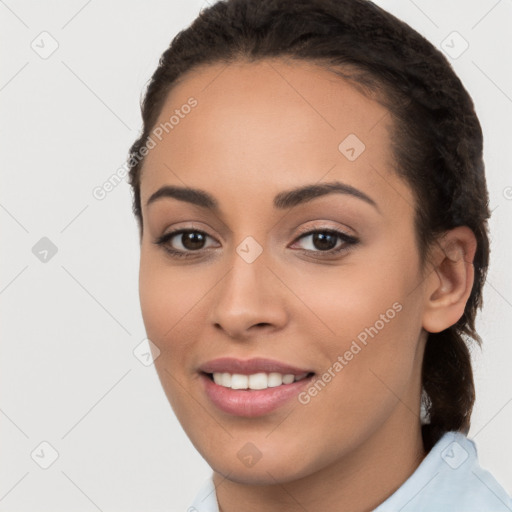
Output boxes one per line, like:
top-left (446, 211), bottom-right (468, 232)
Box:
top-left (200, 373), bottom-right (314, 417)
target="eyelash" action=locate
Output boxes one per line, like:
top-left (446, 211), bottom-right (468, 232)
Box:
top-left (152, 226), bottom-right (359, 260)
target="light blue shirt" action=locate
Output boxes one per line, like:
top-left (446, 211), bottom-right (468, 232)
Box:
top-left (188, 431), bottom-right (512, 511)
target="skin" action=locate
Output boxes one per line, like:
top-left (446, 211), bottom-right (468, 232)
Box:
top-left (137, 59), bottom-right (477, 512)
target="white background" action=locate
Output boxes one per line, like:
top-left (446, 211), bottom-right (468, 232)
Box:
top-left (1, 0), bottom-right (511, 510)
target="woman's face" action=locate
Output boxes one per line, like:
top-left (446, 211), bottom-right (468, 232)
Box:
top-left (138, 59), bottom-right (429, 484)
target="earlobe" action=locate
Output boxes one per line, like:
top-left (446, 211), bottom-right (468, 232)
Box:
top-left (422, 226), bottom-right (477, 333)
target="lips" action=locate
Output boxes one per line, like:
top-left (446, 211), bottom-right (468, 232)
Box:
top-left (199, 357), bottom-right (313, 375)
top-left (198, 357), bottom-right (316, 417)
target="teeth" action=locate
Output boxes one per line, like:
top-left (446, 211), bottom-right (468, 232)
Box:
top-left (211, 372), bottom-right (310, 390)
top-left (268, 372), bottom-right (283, 387)
top-left (221, 372), bottom-right (231, 387)
top-left (231, 374), bottom-right (248, 389)
top-left (282, 374), bottom-right (295, 385)
top-left (248, 372), bottom-right (268, 390)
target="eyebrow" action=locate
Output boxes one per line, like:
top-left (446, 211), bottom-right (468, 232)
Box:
top-left (146, 181), bottom-right (379, 212)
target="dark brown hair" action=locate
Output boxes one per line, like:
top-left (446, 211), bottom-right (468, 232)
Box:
top-left (127, 0), bottom-right (490, 452)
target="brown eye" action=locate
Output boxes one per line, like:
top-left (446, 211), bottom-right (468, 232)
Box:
top-left (178, 231), bottom-right (208, 251)
top-left (153, 229), bottom-right (218, 258)
top-left (292, 228), bottom-right (359, 256)
top-left (308, 232), bottom-right (339, 251)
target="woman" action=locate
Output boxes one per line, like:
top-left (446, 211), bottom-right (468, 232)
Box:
top-left (126, 0), bottom-right (512, 510)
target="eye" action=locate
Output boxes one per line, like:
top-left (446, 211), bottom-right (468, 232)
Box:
top-left (291, 228), bottom-right (359, 256)
top-left (153, 229), bottom-right (218, 258)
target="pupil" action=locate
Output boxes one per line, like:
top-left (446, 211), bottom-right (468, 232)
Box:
top-left (183, 232), bottom-right (205, 250)
top-left (314, 232), bottom-right (336, 251)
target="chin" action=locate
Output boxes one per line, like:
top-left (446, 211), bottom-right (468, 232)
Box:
top-left (203, 444), bottom-right (321, 486)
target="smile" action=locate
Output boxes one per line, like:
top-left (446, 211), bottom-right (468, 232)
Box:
top-left (210, 371), bottom-right (311, 390)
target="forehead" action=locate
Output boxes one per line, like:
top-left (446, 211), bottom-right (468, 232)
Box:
top-left (139, 59), bottom-right (413, 215)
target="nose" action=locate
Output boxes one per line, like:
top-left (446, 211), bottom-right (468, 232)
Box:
top-left (209, 250), bottom-right (289, 340)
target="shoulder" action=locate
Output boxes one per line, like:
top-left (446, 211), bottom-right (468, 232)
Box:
top-left (375, 431), bottom-right (512, 512)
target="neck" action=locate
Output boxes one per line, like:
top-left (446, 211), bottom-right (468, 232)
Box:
top-left (214, 410), bottom-right (427, 512)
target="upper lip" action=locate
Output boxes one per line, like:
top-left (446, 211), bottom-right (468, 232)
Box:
top-left (199, 357), bottom-right (314, 375)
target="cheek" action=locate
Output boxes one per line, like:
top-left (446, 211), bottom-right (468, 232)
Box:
top-left (138, 249), bottom-right (193, 353)
top-left (139, 251), bottom-right (168, 340)
top-left (139, 247), bottom-right (193, 335)
top-left (295, 246), bottom-right (423, 394)
top-left (138, 252), bottom-right (206, 419)
top-left (292, 258), bottom-right (415, 343)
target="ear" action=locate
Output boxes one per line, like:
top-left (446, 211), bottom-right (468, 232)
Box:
top-left (422, 226), bottom-right (477, 333)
